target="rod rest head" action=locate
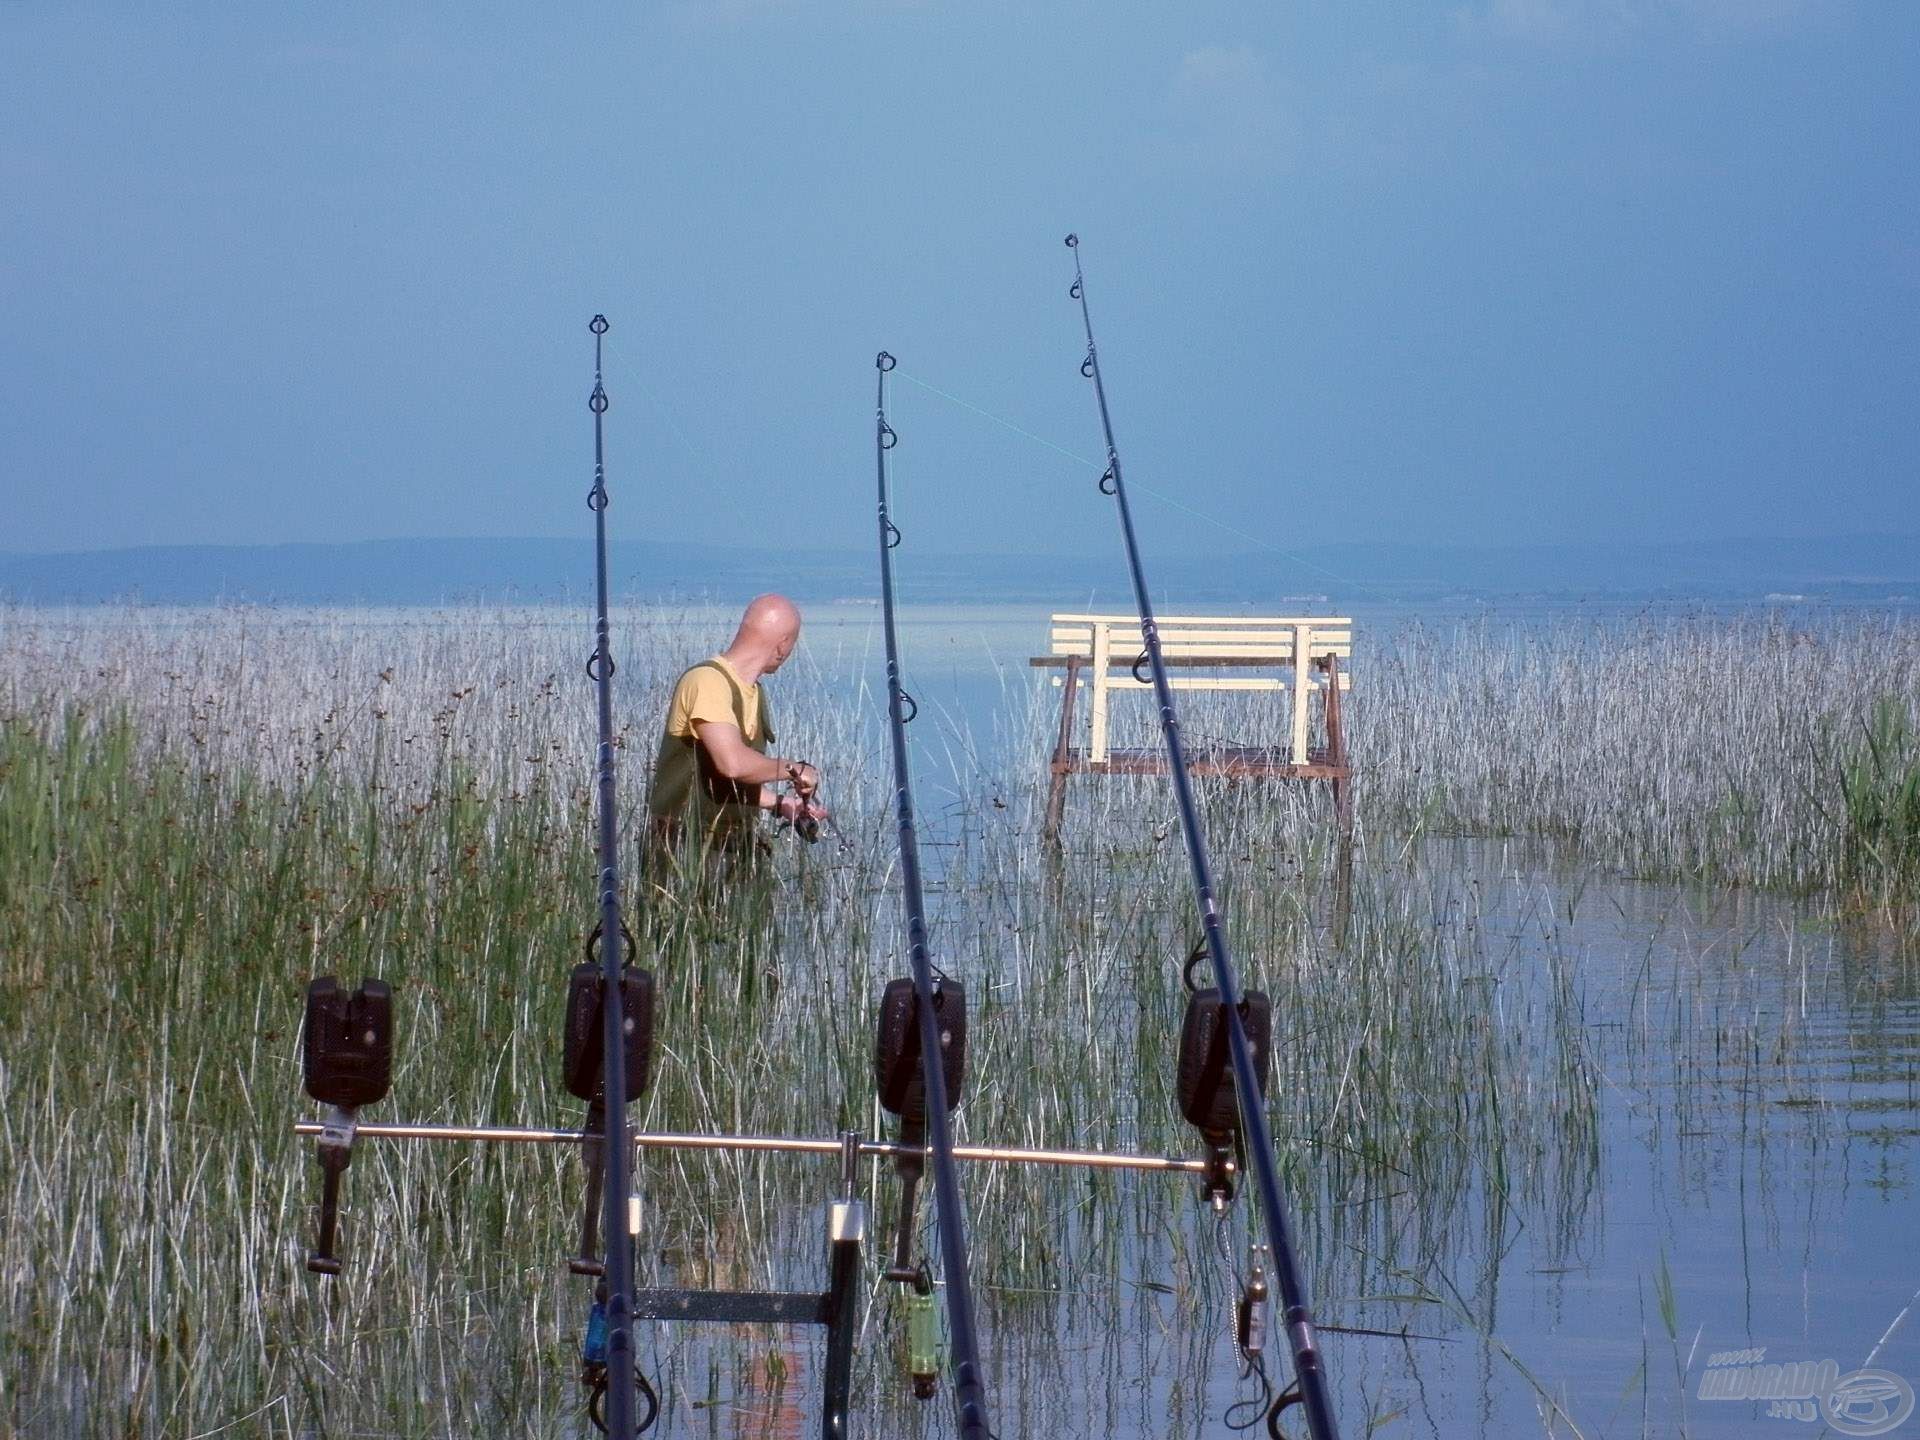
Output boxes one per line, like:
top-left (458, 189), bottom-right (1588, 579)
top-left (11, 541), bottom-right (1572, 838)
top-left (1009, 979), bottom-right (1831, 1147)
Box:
top-left (1176, 988), bottom-right (1273, 1140)
top-left (303, 977), bottom-right (393, 1109)
top-left (874, 977), bottom-right (967, 1121)
top-left (562, 962), bottom-right (655, 1103)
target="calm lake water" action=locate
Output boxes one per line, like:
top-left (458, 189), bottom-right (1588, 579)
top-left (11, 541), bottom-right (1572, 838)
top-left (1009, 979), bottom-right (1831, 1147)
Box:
top-left (1360, 839), bottom-right (1919, 1439)
top-left (645, 838), bottom-right (1918, 1440)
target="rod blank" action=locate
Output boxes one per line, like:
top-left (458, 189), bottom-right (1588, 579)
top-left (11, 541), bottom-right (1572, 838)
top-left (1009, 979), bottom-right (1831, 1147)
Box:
top-left (873, 349), bottom-right (994, 1439)
top-left (584, 313), bottom-right (640, 1440)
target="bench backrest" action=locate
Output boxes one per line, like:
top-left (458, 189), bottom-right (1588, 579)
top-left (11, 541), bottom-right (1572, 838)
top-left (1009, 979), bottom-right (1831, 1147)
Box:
top-left (1045, 613), bottom-right (1352, 764)
top-left (1049, 614), bottom-right (1351, 661)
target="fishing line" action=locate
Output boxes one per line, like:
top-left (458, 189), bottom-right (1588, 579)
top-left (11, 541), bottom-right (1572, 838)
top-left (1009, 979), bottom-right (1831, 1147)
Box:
top-left (873, 349), bottom-right (995, 1440)
top-left (599, 335), bottom-right (729, 488)
top-left (603, 333), bottom-right (992, 803)
top-left (549, 211), bottom-right (713, 487)
top-left (895, 368), bottom-right (1099, 469)
top-left (615, 325), bottom-right (1377, 605)
top-left (1061, 234), bottom-right (1343, 1440)
top-left (860, 378), bottom-right (998, 899)
top-left (893, 367), bottom-right (1391, 603)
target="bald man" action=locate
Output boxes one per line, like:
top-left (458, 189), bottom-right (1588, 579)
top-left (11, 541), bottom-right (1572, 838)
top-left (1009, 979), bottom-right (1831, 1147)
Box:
top-left (645, 593), bottom-right (828, 862)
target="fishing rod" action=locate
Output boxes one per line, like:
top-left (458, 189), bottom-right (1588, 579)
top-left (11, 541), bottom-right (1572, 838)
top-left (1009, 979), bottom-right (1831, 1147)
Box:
top-left (1061, 236), bottom-right (1342, 1440)
top-left (581, 313), bottom-right (646, 1440)
top-left (295, 318), bottom-right (661, 1437)
top-left (873, 350), bottom-right (993, 1440)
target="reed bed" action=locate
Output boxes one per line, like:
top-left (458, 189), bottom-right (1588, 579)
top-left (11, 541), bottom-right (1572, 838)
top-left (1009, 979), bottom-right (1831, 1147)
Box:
top-left (0, 601), bottom-right (1910, 1437)
top-left (1354, 612), bottom-right (1920, 910)
top-left (8, 604), bottom-right (1916, 908)
top-left (1088, 608), bottom-right (1920, 918)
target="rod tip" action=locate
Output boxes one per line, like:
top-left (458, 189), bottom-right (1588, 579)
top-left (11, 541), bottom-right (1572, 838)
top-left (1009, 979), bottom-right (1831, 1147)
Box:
top-left (1063, 233), bottom-right (1078, 248)
top-left (590, 315), bottom-right (609, 335)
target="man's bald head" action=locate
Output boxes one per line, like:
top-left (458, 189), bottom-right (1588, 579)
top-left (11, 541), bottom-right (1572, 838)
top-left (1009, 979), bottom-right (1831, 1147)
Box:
top-left (738, 593), bottom-right (799, 640)
top-left (728, 593), bottom-right (802, 675)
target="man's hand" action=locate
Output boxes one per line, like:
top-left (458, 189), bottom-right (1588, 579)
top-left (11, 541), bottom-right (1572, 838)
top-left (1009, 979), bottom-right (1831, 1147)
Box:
top-left (785, 761), bottom-right (820, 797)
top-left (774, 793), bottom-right (830, 840)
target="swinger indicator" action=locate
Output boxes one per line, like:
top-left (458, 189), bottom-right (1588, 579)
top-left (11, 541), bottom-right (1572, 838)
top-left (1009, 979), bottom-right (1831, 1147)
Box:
top-left (300, 976), bottom-right (394, 1275)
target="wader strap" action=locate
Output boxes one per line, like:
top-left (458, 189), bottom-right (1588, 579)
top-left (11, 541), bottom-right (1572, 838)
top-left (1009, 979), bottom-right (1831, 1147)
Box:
top-left (693, 662), bottom-right (764, 808)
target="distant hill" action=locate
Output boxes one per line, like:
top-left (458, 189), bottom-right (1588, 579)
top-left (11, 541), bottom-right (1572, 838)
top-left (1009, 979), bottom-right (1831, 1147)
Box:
top-left (2, 533), bottom-right (1917, 607)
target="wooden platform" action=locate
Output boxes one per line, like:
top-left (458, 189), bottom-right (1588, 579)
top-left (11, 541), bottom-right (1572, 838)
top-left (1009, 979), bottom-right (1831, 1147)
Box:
top-left (1059, 745), bottom-right (1347, 779)
top-left (1033, 614), bottom-right (1355, 839)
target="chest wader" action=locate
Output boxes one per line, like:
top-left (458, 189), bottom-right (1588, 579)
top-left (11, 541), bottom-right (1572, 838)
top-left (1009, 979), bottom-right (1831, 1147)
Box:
top-left (644, 663), bottom-right (780, 1002)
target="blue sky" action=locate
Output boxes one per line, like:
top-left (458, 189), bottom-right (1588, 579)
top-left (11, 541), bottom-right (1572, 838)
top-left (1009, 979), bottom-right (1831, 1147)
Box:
top-left (2, 2), bottom-right (1914, 559)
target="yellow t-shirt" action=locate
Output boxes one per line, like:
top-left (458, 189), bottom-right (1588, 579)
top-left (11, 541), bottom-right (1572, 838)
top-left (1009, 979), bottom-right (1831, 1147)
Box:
top-left (646, 657), bottom-right (776, 845)
top-left (662, 656), bottom-right (764, 744)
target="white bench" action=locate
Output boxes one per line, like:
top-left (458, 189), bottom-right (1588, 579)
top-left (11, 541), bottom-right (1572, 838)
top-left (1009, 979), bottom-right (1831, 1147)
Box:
top-left (1030, 613), bottom-right (1353, 836)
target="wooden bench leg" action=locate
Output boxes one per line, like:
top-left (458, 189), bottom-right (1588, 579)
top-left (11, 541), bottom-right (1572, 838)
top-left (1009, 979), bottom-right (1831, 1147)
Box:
top-left (1044, 655), bottom-right (1083, 842)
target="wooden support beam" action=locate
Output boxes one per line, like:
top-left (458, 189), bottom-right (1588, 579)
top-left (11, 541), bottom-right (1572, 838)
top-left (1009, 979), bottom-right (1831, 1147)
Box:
top-left (1045, 654), bottom-right (1083, 843)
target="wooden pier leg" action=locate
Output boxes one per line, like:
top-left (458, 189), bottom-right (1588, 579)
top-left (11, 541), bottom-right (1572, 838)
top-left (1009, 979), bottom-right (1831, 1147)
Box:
top-left (1323, 652), bottom-right (1352, 839)
top-left (1323, 651), bottom-right (1355, 948)
top-left (1044, 655), bottom-right (1083, 843)
top-left (1332, 831), bottom-right (1354, 953)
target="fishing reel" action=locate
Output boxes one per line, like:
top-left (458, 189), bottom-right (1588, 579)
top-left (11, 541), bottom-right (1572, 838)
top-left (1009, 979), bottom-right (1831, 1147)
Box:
top-left (774, 786), bottom-right (831, 844)
top-left (784, 799), bottom-right (826, 844)
top-left (301, 976), bottom-right (394, 1275)
top-left (1175, 985), bottom-right (1273, 1208)
top-left (562, 939), bottom-right (656, 1277)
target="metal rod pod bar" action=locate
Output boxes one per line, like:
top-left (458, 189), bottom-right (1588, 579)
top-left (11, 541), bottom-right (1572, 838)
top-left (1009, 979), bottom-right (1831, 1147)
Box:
top-left (293, 1121), bottom-right (1210, 1175)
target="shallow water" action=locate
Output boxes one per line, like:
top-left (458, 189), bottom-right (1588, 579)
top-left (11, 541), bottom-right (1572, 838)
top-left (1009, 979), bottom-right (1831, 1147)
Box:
top-left (640, 835), bottom-right (1916, 1439)
top-left (1358, 840), bottom-right (1917, 1438)
top-left (690, 598), bottom-right (1920, 1438)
